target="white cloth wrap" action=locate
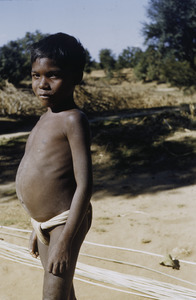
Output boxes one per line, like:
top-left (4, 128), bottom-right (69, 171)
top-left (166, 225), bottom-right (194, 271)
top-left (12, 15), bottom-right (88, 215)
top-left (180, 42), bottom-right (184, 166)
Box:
top-left (31, 210), bottom-right (70, 245)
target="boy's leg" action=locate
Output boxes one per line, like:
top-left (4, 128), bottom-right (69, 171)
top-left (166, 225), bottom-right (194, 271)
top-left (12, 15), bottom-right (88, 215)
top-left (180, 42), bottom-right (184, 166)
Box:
top-left (38, 209), bottom-right (92, 300)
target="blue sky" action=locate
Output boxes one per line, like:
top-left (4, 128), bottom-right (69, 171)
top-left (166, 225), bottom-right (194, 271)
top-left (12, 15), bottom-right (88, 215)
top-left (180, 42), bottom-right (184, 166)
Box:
top-left (0, 0), bottom-right (149, 61)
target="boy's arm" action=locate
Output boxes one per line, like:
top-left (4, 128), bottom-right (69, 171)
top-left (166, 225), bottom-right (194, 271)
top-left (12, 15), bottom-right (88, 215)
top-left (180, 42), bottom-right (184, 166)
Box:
top-left (63, 110), bottom-right (93, 237)
top-left (48, 111), bottom-right (92, 275)
top-left (29, 229), bottom-right (39, 258)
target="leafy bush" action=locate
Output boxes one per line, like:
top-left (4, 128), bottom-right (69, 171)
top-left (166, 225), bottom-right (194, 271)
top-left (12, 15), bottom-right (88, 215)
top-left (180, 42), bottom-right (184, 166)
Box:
top-left (134, 46), bottom-right (162, 82)
top-left (116, 47), bottom-right (143, 70)
top-left (134, 47), bottom-right (196, 87)
top-left (159, 58), bottom-right (196, 87)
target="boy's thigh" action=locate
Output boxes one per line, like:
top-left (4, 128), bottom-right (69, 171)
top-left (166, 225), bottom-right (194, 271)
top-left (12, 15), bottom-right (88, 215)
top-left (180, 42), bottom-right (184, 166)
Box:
top-left (37, 210), bottom-right (92, 299)
top-left (38, 208), bottom-right (91, 266)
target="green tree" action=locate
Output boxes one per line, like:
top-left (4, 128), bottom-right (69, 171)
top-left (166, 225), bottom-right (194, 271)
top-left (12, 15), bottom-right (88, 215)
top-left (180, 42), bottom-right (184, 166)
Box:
top-left (143, 0), bottom-right (196, 70)
top-left (99, 49), bottom-right (116, 77)
top-left (159, 56), bottom-right (196, 86)
top-left (116, 47), bottom-right (142, 69)
top-left (0, 41), bottom-right (26, 84)
top-left (134, 46), bottom-right (162, 81)
top-left (84, 49), bottom-right (92, 73)
top-left (84, 49), bottom-right (99, 73)
top-left (0, 30), bottom-right (48, 85)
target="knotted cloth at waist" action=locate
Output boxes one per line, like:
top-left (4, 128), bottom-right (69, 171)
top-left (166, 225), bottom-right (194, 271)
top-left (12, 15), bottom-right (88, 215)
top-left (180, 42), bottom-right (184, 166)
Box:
top-left (31, 210), bottom-right (70, 245)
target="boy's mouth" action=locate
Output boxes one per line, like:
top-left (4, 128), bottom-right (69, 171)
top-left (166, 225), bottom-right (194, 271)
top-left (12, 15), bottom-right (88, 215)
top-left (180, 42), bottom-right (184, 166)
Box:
top-left (39, 94), bottom-right (51, 99)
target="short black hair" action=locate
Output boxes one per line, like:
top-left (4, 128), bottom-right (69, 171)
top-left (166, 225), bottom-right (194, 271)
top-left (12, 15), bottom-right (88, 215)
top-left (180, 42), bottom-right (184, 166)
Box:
top-left (30, 32), bottom-right (86, 82)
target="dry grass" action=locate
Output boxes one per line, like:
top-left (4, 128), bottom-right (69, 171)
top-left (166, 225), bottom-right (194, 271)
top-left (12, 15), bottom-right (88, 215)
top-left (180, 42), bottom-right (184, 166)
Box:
top-left (0, 81), bottom-right (44, 116)
top-left (1, 69), bottom-right (196, 117)
top-left (82, 69), bottom-right (196, 111)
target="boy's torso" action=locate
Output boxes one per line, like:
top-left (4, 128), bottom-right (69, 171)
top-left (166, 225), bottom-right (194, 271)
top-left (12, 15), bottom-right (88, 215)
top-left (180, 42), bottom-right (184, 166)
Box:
top-left (16, 110), bottom-right (78, 222)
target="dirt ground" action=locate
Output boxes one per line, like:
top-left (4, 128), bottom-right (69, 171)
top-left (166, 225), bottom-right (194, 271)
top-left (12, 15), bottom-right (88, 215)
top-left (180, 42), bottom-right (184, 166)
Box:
top-left (1, 176), bottom-right (196, 299)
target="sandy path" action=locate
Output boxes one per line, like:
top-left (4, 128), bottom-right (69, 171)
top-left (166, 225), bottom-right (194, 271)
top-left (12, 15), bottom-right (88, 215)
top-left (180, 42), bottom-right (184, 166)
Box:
top-left (1, 184), bottom-right (196, 299)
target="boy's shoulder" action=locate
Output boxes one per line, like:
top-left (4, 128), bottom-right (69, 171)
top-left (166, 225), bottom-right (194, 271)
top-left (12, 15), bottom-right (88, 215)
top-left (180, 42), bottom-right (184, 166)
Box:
top-left (60, 108), bottom-right (89, 132)
top-left (62, 108), bottom-right (87, 123)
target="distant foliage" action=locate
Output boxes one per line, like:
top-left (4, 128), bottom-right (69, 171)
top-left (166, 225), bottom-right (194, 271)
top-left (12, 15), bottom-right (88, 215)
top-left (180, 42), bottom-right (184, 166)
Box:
top-left (84, 49), bottom-right (99, 73)
top-left (159, 57), bottom-right (196, 87)
top-left (1, 23), bottom-right (196, 88)
top-left (0, 41), bottom-right (27, 85)
top-left (116, 47), bottom-right (143, 69)
top-left (0, 31), bottom-right (48, 85)
top-left (99, 49), bottom-right (116, 78)
top-left (134, 46), bottom-right (162, 81)
top-left (134, 47), bottom-right (196, 87)
top-left (143, 0), bottom-right (196, 70)
top-left (133, 0), bottom-right (196, 87)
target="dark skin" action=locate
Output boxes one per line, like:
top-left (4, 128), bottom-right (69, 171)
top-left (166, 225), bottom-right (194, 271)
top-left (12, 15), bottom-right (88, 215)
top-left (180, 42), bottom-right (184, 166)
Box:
top-left (16, 58), bottom-right (93, 300)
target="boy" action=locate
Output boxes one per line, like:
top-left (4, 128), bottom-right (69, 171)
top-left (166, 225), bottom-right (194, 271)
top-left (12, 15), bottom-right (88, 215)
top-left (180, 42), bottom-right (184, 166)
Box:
top-left (16, 33), bottom-right (93, 300)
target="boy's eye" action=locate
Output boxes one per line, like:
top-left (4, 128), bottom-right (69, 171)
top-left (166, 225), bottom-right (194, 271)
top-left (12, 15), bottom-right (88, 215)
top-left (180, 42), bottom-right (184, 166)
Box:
top-left (49, 74), bottom-right (58, 79)
top-left (31, 73), bottom-right (40, 79)
top-left (31, 71), bottom-right (62, 79)
top-left (48, 72), bottom-right (62, 79)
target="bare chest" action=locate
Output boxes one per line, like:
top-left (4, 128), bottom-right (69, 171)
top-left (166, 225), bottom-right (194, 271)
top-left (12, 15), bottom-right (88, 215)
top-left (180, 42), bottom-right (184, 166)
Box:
top-left (21, 116), bottom-right (72, 173)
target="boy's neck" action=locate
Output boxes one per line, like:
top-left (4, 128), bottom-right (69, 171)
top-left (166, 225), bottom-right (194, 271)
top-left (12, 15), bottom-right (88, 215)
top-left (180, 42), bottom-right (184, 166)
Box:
top-left (49, 96), bottom-right (77, 113)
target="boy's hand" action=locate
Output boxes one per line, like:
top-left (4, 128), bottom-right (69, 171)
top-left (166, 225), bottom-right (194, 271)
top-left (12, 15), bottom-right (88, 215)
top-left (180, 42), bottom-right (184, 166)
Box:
top-left (29, 229), bottom-right (39, 258)
top-left (47, 240), bottom-right (71, 275)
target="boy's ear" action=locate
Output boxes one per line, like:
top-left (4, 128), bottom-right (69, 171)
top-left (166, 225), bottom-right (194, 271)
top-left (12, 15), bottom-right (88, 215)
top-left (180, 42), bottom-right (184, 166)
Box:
top-left (74, 71), bottom-right (83, 85)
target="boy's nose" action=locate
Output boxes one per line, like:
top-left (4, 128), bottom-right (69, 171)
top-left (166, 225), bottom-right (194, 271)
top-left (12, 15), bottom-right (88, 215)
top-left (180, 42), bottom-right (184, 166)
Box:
top-left (39, 76), bottom-right (49, 89)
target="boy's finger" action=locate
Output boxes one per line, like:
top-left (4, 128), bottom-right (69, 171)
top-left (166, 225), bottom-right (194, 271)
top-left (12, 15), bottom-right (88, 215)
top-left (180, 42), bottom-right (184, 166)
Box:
top-left (30, 253), bottom-right (37, 258)
top-left (59, 262), bottom-right (66, 274)
top-left (52, 263), bottom-right (60, 275)
top-left (48, 262), bottom-right (53, 273)
top-left (66, 259), bottom-right (70, 270)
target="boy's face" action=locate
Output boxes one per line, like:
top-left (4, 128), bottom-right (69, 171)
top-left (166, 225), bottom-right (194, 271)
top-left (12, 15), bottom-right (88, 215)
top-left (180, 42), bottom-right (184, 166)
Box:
top-left (31, 57), bottom-right (75, 109)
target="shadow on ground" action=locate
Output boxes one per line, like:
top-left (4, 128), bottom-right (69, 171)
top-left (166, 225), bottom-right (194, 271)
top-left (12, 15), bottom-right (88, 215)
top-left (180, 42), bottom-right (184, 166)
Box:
top-left (91, 107), bottom-right (196, 198)
top-left (1, 107), bottom-right (196, 198)
top-left (0, 116), bottom-right (39, 135)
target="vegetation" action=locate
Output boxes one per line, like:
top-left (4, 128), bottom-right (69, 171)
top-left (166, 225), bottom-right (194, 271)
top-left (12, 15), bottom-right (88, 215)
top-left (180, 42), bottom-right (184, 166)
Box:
top-left (99, 49), bottom-right (116, 78)
top-left (116, 47), bottom-right (143, 70)
top-left (0, 81), bottom-right (44, 116)
top-left (0, 0), bottom-right (196, 92)
top-left (84, 49), bottom-right (99, 73)
top-left (0, 31), bottom-right (49, 85)
top-left (140, 0), bottom-right (196, 86)
top-left (143, 0), bottom-right (196, 71)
